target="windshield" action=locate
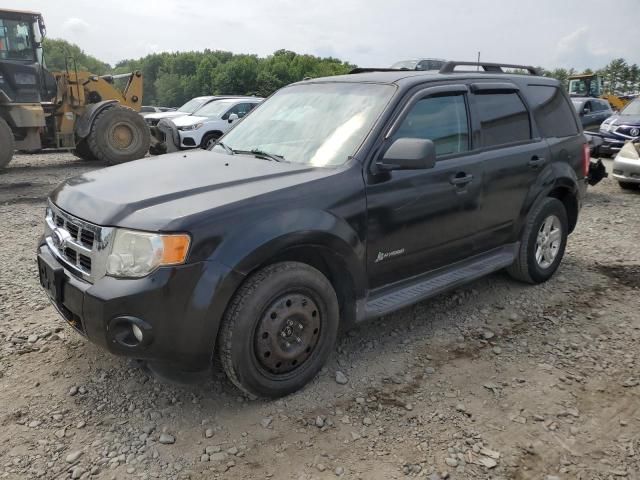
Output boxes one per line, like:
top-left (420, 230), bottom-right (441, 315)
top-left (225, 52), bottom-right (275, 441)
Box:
top-left (391, 60), bottom-right (419, 70)
top-left (194, 101), bottom-right (235, 118)
top-left (219, 82), bottom-right (395, 167)
top-left (0, 18), bottom-right (36, 61)
top-left (620, 98), bottom-right (640, 116)
top-left (178, 97), bottom-right (212, 114)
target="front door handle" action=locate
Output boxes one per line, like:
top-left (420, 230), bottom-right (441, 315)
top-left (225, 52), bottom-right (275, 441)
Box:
top-left (450, 172), bottom-right (474, 186)
top-left (528, 155), bottom-right (545, 168)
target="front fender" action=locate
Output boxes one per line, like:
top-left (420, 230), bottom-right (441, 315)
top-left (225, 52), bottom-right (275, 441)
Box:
top-left (75, 100), bottom-right (118, 139)
top-left (211, 208), bottom-right (367, 297)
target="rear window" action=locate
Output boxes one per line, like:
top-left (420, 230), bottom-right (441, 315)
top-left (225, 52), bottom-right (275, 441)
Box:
top-left (474, 92), bottom-right (531, 148)
top-left (526, 85), bottom-right (579, 137)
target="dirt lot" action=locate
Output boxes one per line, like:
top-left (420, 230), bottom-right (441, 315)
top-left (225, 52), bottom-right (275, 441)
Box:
top-left (0, 152), bottom-right (639, 480)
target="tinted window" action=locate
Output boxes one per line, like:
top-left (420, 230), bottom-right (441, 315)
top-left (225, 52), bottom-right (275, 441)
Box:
top-left (227, 102), bottom-right (257, 118)
top-left (393, 94), bottom-right (469, 157)
top-left (526, 85), bottom-right (579, 137)
top-left (474, 92), bottom-right (531, 147)
top-left (592, 100), bottom-right (610, 112)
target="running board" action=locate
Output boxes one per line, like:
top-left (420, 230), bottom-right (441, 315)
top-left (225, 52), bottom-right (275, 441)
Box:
top-left (361, 244), bottom-right (518, 321)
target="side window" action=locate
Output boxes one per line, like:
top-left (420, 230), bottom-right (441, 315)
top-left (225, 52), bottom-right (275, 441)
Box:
top-left (474, 92), bottom-right (531, 148)
top-left (525, 85), bottom-right (580, 137)
top-left (583, 101), bottom-right (592, 113)
top-left (393, 94), bottom-right (469, 157)
top-left (228, 103), bottom-right (254, 118)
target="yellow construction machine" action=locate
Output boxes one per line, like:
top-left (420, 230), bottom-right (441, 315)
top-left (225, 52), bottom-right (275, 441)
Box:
top-left (0, 8), bottom-right (150, 168)
top-left (567, 73), bottom-right (631, 111)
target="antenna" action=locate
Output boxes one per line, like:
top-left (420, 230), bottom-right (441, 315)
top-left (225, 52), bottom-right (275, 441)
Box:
top-left (477, 52), bottom-right (481, 72)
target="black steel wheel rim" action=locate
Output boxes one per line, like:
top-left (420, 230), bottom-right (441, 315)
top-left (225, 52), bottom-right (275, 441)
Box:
top-left (254, 292), bottom-right (321, 375)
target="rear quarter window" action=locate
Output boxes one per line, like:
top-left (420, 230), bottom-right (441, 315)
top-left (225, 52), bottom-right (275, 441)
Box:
top-left (474, 92), bottom-right (531, 148)
top-left (525, 85), bottom-right (580, 137)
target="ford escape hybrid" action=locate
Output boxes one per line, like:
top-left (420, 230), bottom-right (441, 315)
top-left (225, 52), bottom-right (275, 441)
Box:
top-left (38, 61), bottom-right (592, 398)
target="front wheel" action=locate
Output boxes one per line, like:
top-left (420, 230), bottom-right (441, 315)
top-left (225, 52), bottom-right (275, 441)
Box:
top-left (618, 181), bottom-right (638, 191)
top-left (507, 197), bottom-right (568, 284)
top-left (87, 106), bottom-right (150, 165)
top-left (218, 262), bottom-right (339, 398)
top-left (200, 132), bottom-right (221, 150)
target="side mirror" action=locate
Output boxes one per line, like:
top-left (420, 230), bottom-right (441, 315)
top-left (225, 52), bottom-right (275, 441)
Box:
top-left (582, 108), bottom-right (591, 116)
top-left (228, 113), bottom-right (239, 123)
top-left (378, 138), bottom-right (436, 171)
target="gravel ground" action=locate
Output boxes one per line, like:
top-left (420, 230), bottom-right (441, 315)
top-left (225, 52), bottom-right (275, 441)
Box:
top-left (0, 152), bottom-right (639, 480)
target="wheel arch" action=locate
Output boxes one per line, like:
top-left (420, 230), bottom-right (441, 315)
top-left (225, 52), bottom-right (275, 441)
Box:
top-left (75, 100), bottom-right (118, 139)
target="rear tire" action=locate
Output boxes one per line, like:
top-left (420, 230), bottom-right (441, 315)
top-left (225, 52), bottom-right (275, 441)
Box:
top-left (618, 181), bottom-right (637, 190)
top-left (0, 117), bottom-right (14, 169)
top-left (507, 197), bottom-right (568, 284)
top-left (218, 262), bottom-right (339, 398)
top-left (72, 139), bottom-right (98, 161)
top-left (87, 106), bottom-right (150, 165)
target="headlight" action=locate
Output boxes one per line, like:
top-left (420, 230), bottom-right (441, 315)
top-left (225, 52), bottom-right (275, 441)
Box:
top-left (178, 123), bottom-right (203, 131)
top-left (106, 229), bottom-right (191, 278)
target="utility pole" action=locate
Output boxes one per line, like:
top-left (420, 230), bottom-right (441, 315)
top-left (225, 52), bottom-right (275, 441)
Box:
top-left (477, 52), bottom-right (481, 71)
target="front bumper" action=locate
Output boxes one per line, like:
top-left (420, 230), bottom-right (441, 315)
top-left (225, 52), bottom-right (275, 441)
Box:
top-left (612, 155), bottom-right (640, 183)
top-left (37, 244), bottom-right (244, 370)
top-left (177, 130), bottom-right (203, 149)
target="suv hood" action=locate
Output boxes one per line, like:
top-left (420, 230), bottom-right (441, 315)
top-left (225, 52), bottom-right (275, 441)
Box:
top-left (172, 115), bottom-right (210, 127)
top-left (145, 111), bottom-right (188, 121)
top-left (604, 113), bottom-right (640, 126)
top-left (50, 150), bottom-right (335, 231)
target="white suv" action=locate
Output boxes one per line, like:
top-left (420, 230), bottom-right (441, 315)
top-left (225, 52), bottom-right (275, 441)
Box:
top-left (144, 96), bottom-right (241, 126)
top-left (171, 97), bottom-right (262, 149)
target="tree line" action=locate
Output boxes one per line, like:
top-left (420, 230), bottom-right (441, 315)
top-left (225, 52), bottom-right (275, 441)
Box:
top-left (42, 39), bottom-right (638, 107)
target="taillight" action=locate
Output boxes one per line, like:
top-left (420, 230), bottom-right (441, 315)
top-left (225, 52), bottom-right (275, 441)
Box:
top-left (582, 143), bottom-right (590, 177)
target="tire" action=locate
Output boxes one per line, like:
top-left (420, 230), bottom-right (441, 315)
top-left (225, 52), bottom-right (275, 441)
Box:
top-left (507, 197), bottom-right (568, 284)
top-left (218, 262), bottom-right (339, 398)
top-left (72, 139), bottom-right (98, 161)
top-left (87, 106), bottom-right (150, 165)
top-left (0, 117), bottom-right (14, 169)
top-left (618, 181), bottom-right (637, 190)
top-left (200, 132), bottom-right (221, 150)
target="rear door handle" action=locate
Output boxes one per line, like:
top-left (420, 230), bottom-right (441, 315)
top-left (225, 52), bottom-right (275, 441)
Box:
top-left (528, 156), bottom-right (545, 168)
top-left (450, 172), bottom-right (474, 186)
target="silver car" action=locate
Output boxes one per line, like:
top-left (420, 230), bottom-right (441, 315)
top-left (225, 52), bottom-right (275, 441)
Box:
top-left (612, 141), bottom-right (640, 190)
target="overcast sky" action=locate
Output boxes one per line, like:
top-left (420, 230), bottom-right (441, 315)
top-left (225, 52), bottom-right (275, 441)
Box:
top-left (8, 0), bottom-right (640, 70)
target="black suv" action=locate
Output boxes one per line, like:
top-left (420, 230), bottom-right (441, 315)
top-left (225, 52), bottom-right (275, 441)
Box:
top-left (38, 61), bottom-right (591, 398)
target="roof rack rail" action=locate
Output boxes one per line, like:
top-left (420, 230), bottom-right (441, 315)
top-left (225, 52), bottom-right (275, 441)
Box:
top-left (349, 67), bottom-right (408, 74)
top-left (439, 61), bottom-right (542, 76)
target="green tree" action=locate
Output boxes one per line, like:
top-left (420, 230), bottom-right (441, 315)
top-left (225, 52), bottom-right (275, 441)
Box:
top-left (42, 38), bottom-right (110, 74)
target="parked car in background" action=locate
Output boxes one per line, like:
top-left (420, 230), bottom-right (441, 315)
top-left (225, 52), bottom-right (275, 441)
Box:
top-left (171, 97), bottom-right (262, 149)
top-left (144, 96), bottom-right (236, 126)
top-left (390, 58), bottom-right (446, 71)
top-left (612, 139), bottom-right (640, 190)
top-left (139, 106), bottom-right (174, 116)
top-left (599, 97), bottom-right (640, 156)
top-left (571, 98), bottom-right (613, 131)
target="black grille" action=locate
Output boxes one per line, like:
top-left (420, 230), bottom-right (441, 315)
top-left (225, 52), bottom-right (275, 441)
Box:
top-left (80, 230), bottom-right (95, 248)
top-left (64, 248), bottom-right (77, 264)
top-left (79, 254), bottom-right (92, 271)
top-left (55, 215), bottom-right (64, 227)
top-left (67, 223), bottom-right (79, 239)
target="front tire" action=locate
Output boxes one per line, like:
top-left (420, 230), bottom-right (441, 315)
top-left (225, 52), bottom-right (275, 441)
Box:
top-left (87, 106), bottom-right (150, 165)
top-left (507, 197), bottom-right (568, 284)
top-left (201, 132), bottom-right (221, 150)
top-left (618, 181), bottom-right (638, 190)
top-left (72, 139), bottom-right (98, 161)
top-left (0, 117), bottom-right (14, 169)
top-left (218, 262), bottom-right (339, 398)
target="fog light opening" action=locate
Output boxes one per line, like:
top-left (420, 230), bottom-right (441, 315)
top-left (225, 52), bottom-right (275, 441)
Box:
top-left (131, 324), bottom-right (144, 343)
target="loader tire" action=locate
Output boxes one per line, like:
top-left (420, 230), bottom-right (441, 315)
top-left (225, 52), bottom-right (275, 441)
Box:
top-left (0, 117), bottom-right (14, 169)
top-left (72, 139), bottom-right (98, 161)
top-left (87, 106), bottom-right (150, 165)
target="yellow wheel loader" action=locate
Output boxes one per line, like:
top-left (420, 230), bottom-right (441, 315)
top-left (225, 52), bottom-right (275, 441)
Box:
top-left (0, 8), bottom-right (150, 168)
top-left (568, 73), bottom-right (631, 111)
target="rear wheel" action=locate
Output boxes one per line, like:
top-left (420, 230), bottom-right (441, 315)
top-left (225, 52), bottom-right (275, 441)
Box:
top-left (507, 197), bottom-right (568, 284)
top-left (0, 117), bottom-right (14, 169)
top-left (218, 262), bottom-right (339, 398)
top-left (618, 181), bottom-right (638, 190)
top-left (201, 132), bottom-right (221, 150)
top-left (87, 106), bottom-right (150, 165)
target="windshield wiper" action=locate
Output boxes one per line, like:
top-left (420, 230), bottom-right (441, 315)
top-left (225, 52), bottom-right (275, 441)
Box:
top-left (234, 149), bottom-right (286, 162)
top-left (215, 141), bottom-right (234, 155)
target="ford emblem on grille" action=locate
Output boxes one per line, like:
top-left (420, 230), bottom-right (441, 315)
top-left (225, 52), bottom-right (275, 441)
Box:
top-left (52, 227), bottom-right (71, 249)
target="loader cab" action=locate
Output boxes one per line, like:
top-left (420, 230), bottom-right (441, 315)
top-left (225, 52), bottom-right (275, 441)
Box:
top-left (568, 74), bottom-right (603, 98)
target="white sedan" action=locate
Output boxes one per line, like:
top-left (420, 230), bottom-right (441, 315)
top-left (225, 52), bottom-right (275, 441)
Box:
top-left (171, 98), bottom-right (263, 149)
